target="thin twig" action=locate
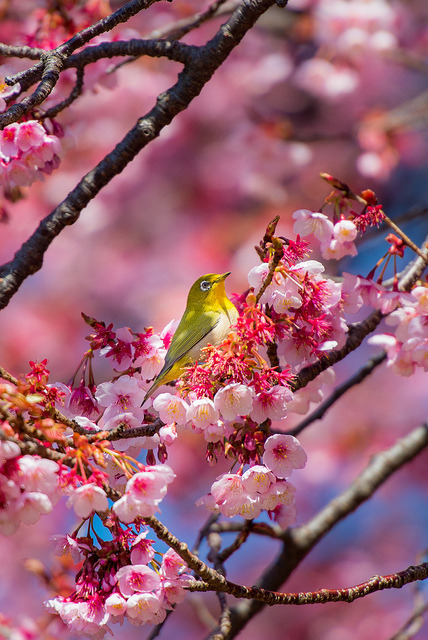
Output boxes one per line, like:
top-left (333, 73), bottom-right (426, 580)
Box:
top-left (286, 351), bottom-right (387, 437)
top-left (39, 66), bottom-right (85, 119)
top-left (189, 562), bottom-right (428, 605)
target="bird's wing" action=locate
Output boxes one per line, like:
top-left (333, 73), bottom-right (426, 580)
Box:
top-left (163, 309), bottom-right (220, 371)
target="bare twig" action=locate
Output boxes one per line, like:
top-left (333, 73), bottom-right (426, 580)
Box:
top-left (0, 0), bottom-right (164, 125)
top-left (287, 351), bottom-right (387, 437)
top-left (189, 562), bottom-right (428, 605)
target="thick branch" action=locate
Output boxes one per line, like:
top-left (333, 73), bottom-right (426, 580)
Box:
top-left (0, 0), bottom-right (277, 310)
top-left (0, 0), bottom-right (163, 125)
top-left (227, 423), bottom-right (428, 636)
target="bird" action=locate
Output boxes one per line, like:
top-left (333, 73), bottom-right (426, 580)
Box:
top-left (141, 273), bottom-right (238, 406)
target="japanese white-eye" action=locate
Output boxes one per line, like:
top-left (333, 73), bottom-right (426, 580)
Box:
top-left (142, 273), bottom-right (237, 405)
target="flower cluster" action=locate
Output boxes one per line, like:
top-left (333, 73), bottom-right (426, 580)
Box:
top-left (112, 464), bottom-right (176, 523)
top-left (197, 434), bottom-right (306, 526)
top-left (0, 120), bottom-right (62, 190)
top-left (46, 528), bottom-right (192, 636)
top-left (0, 440), bottom-right (60, 535)
top-left (293, 209), bottom-right (358, 260)
top-left (368, 285), bottom-right (428, 375)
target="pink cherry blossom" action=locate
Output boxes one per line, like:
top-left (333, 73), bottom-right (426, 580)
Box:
top-left (159, 423), bottom-right (178, 446)
top-left (250, 385), bottom-right (293, 422)
top-left (135, 334), bottom-right (166, 381)
top-left (16, 491), bottom-right (53, 524)
top-left (186, 397), bottom-right (219, 429)
top-left (126, 592), bottom-right (165, 624)
top-left (263, 434), bottom-right (307, 478)
top-left (259, 479), bottom-right (296, 511)
top-left (209, 473), bottom-right (261, 519)
top-left (17, 456), bottom-right (59, 495)
top-left (333, 219), bottom-right (358, 242)
top-left (14, 120), bottom-right (46, 151)
top-left (126, 465), bottom-right (175, 502)
top-left (411, 286), bottom-right (428, 314)
top-left (0, 123), bottom-right (19, 156)
top-left (130, 532), bottom-right (155, 565)
top-left (67, 484), bottom-right (108, 518)
top-left (271, 502), bottom-right (297, 528)
top-left (95, 375), bottom-right (146, 412)
top-left (112, 493), bottom-right (152, 523)
top-left (321, 237), bottom-right (358, 260)
top-left (213, 383), bottom-right (254, 421)
top-left (157, 576), bottom-right (190, 607)
top-left (160, 548), bottom-right (189, 578)
top-left (104, 592), bottom-right (127, 617)
top-left (116, 564), bottom-right (161, 598)
top-left (341, 273), bottom-right (363, 313)
top-left (272, 286), bottom-right (302, 313)
top-left (293, 209), bottom-right (334, 242)
top-left (241, 465), bottom-right (275, 497)
top-left (153, 392), bottom-right (188, 425)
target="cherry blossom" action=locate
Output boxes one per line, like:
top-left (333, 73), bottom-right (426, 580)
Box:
top-left (213, 383), bottom-right (254, 421)
top-left (67, 484), bottom-right (109, 518)
top-left (95, 375), bottom-right (146, 413)
top-left (186, 397), bottom-right (220, 430)
top-left (116, 565), bottom-right (161, 597)
top-left (263, 434), bottom-right (307, 478)
top-left (292, 210), bottom-right (334, 242)
top-left (153, 392), bottom-right (188, 425)
top-left (130, 532), bottom-right (156, 565)
top-left (112, 465), bottom-right (175, 522)
top-left (250, 385), bottom-right (293, 422)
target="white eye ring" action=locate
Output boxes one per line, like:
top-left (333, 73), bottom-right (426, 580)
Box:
top-left (200, 280), bottom-right (211, 291)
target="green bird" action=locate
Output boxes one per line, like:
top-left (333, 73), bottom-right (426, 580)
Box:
top-left (142, 273), bottom-right (238, 405)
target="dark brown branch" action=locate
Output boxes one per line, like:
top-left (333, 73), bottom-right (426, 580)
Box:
top-left (1, 0), bottom-right (163, 125)
top-left (0, 43), bottom-right (44, 59)
top-left (64, 38), bottom-right (194, 68)
top-left (40, 66), bottom-right (85, 119)
top-left (0, 0), bottom-right (278, 310)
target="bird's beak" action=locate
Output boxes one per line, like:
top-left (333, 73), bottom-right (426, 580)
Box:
top-left (216, 272), bottom-right (231, 283)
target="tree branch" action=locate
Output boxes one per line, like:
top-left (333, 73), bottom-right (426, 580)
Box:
top-left (226, 423), bottom-right (428, 636)
top-left (287, 351), bottom-right (387, 437)
top-left (189, 562), bottom-right (428, 606)
top-left (0, 0), bottom-right (164, 125)
top-left (0, 0), bottom-right (278, 310)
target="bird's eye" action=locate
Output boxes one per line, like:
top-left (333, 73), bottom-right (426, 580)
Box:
top-left (200, 280), bottom-right (211, 292)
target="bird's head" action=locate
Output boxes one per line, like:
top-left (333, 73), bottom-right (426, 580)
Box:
top-left (187, 273), bottom-right (231, 310)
